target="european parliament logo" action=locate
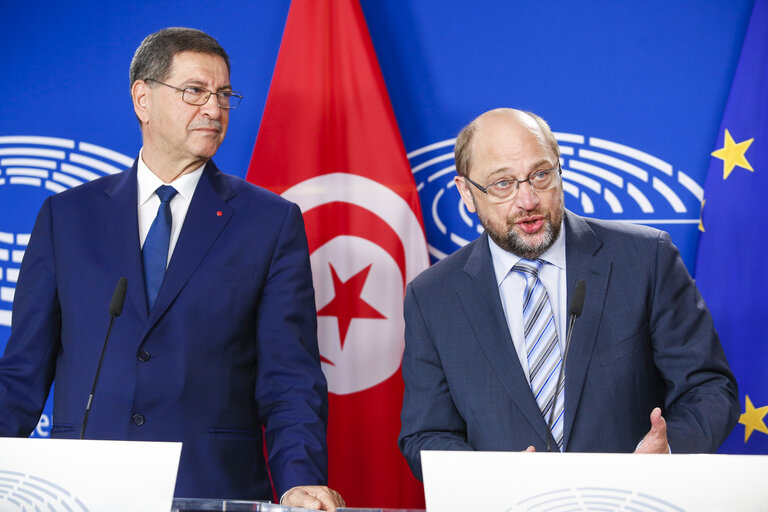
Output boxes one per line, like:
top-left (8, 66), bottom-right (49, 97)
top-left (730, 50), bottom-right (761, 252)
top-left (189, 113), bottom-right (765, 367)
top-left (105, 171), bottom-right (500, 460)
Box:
top-left (509, 486), bottom-right (684, 512)
top-left (409, 134), bottom-right (703, 261)
top-left (0, 136), bottom-right (132, 327)
top-left (0, 469), bottom-right (90, 512)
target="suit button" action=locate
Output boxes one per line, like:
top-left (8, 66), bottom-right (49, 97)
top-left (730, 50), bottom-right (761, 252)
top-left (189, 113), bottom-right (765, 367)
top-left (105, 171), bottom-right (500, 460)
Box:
top-left (137, 350), bottom-right (151, 362)
top-left (132, 413), bottom-right (145, 426)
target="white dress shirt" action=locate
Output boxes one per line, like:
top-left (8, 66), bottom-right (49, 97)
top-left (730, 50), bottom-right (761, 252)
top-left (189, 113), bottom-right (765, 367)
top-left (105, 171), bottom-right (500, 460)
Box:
top-left (489, 221), bottom-right (567, 382)
top-left (137, 149), bottom-right (204, 267)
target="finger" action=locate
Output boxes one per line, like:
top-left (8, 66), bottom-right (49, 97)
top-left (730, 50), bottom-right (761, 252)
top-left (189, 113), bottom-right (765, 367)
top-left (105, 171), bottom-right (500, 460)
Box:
top-left (284, 486), bottom-right (345, 511)
top-left (282, 489), bottom-right (324, 510)
top-left (310, 486), bottom-right (344, 510)
top-left (650, 407), bottom-right (666, 431)
top-left (311, 489), bottom-right (341, 512)
top-left (524, 445), bottom-right (536, 452)
top-left (634, 408), bottom-right (669, 454)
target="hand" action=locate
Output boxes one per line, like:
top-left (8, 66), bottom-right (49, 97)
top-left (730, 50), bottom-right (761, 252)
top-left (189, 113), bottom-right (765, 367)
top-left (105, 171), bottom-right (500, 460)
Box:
top-left (523, 445), bottom-right (536, 452)
top-left (634, 407), bottom-right (671, 454)
top-left (281, 485), bottom-right (346, 511)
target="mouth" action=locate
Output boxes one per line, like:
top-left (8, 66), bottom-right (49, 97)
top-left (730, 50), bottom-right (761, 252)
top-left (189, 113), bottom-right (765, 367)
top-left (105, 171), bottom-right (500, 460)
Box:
top-left (514, 215), bottom-right (545, 234)
top-left (192, 127), bottom-right (220, 135)
top-left (189, 121), bottom-right (223, 135)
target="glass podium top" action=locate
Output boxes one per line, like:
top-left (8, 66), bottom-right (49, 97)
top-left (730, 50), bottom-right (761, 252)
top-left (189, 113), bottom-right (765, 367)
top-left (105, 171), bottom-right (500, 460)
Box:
top-left (171, 498), bottom-right (425, 512)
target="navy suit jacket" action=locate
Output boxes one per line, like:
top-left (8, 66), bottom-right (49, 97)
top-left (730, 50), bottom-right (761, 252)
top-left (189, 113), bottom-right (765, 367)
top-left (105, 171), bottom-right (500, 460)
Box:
top-left (0, 160), bottom-right (329, 499)
top-left (399, 211), bottom-right (738, 480)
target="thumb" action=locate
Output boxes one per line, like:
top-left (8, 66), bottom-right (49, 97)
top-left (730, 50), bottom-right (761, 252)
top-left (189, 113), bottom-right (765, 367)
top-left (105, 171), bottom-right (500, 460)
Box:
top-left (635, 407), bottom-right (669, 454)
top-left (649, 406), bottom-right (666, 434)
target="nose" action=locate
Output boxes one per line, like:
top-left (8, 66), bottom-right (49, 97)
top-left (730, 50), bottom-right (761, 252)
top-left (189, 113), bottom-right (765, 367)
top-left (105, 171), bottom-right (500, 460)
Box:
top-left (199, 93), bottom-right (222, 118)
top-left (515, 180), bottom-right (540, 210)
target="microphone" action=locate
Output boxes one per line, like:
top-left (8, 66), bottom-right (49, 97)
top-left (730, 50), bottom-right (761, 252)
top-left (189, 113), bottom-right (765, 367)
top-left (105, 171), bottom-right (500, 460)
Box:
top-left (547, 279), bottom-right (586, 452)
top-left (80, 278), bottom-right (127, 440)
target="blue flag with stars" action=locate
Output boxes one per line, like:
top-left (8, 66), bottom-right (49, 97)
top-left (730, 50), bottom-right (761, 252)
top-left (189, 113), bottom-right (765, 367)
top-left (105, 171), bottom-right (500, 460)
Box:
top-left (695, 0), bottom-right (768, 453)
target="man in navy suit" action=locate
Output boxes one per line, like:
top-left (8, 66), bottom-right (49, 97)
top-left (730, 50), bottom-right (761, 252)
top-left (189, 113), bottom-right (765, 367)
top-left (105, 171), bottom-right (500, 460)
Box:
top-left (0, 27), bottom-right (344, 509)
top-left (399, 108), bottom-right (739, 480)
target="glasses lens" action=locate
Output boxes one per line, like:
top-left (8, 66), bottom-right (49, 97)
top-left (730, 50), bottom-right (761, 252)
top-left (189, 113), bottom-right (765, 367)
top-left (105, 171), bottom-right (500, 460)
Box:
top-left (221, 92), bottom-right (242, 109)
top-left (182, 87), bottom-right (209, 106)
top-left (530, 169), bottom-right (556, 190)
top-left (214, 92), bottom-right (230, 109)
top-left (487, 169), bottom-right (560, 202)
top-left (487, 180), bottom-right (517, 200)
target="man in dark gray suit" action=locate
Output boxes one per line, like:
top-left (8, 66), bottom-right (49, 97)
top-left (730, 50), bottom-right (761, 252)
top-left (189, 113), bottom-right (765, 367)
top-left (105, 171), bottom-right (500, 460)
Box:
top-left (399, 108), bottom-right (738, 480)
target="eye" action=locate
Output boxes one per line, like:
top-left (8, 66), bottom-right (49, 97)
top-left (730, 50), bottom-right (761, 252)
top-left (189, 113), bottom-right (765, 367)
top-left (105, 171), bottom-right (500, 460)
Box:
top-left (492, 179), bottom-right (514, 190)
top-left (531, 170), bottom-right (550, 182)
top-left (218, 91), bottom-right (234, 99)
top-left (184, 86), bottom-right (207, 95)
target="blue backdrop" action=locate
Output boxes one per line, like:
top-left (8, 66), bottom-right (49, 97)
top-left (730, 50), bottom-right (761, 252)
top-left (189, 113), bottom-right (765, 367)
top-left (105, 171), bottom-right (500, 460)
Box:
top-left (0, 1), bottom-right (755, 442)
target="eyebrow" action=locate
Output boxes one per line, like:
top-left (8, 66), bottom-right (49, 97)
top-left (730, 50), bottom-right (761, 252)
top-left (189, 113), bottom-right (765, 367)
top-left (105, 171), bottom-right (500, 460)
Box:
top-left (183, 79), bottom-right (234, 92)
top-left (487, 159), bottom-right (557, 179)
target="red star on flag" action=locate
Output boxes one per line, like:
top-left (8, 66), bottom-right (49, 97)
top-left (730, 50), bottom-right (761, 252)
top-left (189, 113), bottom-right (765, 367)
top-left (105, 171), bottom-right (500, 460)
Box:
top-left (317, 263), bottom-right (385, 348)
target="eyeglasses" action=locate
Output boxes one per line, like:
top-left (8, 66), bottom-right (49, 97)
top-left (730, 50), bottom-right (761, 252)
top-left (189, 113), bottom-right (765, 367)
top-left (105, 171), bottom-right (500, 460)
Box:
top-left (144, 78), bottom-right (243, 109)
top-left (464, 165), bottom-right (562, 203)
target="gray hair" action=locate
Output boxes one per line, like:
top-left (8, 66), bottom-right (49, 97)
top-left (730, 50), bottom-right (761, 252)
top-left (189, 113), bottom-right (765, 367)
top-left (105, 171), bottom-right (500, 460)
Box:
top-left (129, 27), bottom-right (230, 88)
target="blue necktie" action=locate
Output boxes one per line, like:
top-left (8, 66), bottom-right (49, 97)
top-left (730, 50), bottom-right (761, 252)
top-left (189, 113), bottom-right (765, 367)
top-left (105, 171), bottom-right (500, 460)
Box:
top-left (142, 185), bottom-right (177, 311)
top-left (512, 258), bottom-right (565, 450)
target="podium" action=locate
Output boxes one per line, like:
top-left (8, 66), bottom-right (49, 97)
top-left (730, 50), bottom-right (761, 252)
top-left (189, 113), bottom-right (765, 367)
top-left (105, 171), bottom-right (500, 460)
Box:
top-left (422, 450), bottom-right (768, 511)
top-left (172, 499), bottom-right (296, 511)
top-left (0, 438), bottom-right (181, 511)
top-left (172, 499), bottom-right (425, 511)
top-left (0, 438), bottom-right (424, 512)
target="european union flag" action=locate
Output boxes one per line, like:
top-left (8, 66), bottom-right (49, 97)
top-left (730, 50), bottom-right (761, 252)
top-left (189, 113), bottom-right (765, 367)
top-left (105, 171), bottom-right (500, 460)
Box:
top-left (695, 0), bottom-right (768, 453)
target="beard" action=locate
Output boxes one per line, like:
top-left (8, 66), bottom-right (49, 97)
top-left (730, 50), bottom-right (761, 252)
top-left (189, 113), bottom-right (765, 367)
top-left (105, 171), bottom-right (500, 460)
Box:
top-left (479, 201), bottom-right (564, 259)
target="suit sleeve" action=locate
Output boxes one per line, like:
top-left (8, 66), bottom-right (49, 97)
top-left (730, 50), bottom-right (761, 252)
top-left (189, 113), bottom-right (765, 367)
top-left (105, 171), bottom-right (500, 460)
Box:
top-left (253, 203), bottom-right (329, 496)
top-left (399, 281), bottom-right (472, 481)
top-left (0, 198), bottom-right (59, 436)
top-left (650, 231), bottom-right (739, 452)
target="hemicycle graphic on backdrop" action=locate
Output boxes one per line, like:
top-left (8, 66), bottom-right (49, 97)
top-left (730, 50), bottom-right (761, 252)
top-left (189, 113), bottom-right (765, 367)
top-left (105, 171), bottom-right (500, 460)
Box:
top-left (409, 134), bottom-right (704, 261)
top-left (0, 136), bottom-right (132, 327)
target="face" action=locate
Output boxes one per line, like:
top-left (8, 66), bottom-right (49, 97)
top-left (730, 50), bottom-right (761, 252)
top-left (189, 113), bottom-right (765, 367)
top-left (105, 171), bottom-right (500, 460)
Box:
top-left (455, 110), bottom-right (564, 259)
top-left (133, 51), bottom-right (230, 173)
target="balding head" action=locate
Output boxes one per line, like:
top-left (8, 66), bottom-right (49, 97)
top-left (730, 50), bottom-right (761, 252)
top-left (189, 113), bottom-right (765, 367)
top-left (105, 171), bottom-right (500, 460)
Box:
top-left (454, 108), bottom-right (560, 179)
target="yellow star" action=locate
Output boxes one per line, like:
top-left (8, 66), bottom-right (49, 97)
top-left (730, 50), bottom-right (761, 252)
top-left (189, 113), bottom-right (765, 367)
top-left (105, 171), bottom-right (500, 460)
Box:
top-left (698, 199), bottom-right (706, 233)
top-left (711, 129), bottom-right (754, 180)
top-left (739, 395), bottom-right (768, 442)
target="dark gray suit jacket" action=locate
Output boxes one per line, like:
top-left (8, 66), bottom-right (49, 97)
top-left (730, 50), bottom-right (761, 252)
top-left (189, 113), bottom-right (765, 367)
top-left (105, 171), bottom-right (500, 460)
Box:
top-left (399, 210), bottom-right (738, 480)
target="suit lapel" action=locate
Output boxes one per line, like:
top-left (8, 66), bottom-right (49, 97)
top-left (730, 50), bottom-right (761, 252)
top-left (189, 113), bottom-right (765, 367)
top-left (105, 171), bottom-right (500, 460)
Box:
top-left (562, 211), bottom-right (610, 449)
top-left (103, 162), bottom-right (148, 323)
top-left (458, 233), bottom-right (554, 446)
top-left (141, 161), bottom-right (235, 338)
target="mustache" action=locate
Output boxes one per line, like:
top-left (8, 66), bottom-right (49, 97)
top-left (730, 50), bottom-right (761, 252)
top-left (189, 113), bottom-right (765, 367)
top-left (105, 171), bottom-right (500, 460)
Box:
top-left (188, 120), bottom-right (223, 131)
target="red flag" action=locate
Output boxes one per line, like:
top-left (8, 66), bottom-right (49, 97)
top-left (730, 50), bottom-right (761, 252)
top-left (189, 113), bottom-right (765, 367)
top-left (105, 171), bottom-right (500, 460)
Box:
top-left (247, 0), bottom-right (428, 507)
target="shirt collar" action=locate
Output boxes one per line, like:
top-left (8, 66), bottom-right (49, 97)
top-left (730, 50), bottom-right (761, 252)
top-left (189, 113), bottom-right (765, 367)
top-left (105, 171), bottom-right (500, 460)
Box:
top-left (488, 217), bottom-right (567, 286)
top-left (137, 148), bottom-right (205, 206)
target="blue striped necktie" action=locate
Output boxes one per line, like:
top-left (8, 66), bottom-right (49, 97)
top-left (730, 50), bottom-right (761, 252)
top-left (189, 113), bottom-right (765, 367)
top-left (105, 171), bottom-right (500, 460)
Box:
top-left (142, 185), bottom-right (177, 312)
top-left (512, 258), bottom-right (564, 450)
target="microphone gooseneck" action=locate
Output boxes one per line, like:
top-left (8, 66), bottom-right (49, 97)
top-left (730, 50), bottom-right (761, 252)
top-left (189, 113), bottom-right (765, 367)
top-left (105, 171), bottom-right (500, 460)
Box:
top-left (80, 278), bottom-right (127, 440)
top-left (546, 279), bottom-right (586, 452)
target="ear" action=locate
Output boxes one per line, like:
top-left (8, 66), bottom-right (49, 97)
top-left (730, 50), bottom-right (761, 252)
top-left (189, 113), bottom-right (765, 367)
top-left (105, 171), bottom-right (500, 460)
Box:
top-left (454, 175), bottom-right (477, 213)
top-left (131, 79), bottom-right (151, 124)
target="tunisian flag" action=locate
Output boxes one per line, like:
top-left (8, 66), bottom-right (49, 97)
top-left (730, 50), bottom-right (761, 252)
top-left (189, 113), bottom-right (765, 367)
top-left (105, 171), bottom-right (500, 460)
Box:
top-left (247, 0), bottom-right (429, 507)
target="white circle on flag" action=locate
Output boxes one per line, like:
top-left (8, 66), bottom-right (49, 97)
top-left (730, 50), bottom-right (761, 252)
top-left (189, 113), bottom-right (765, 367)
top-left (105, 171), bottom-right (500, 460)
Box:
top-left (282, 173), bottom-right (429, 395)
top-left (312, 236), bottom-right (403, 394)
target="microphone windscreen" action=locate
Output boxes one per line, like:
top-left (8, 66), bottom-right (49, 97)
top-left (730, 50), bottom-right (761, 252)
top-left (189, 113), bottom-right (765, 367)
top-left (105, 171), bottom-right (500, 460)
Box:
top-left (109, 278), bottom-right (128, 317)
top-left (569, 280), bottom-right (586, 318)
